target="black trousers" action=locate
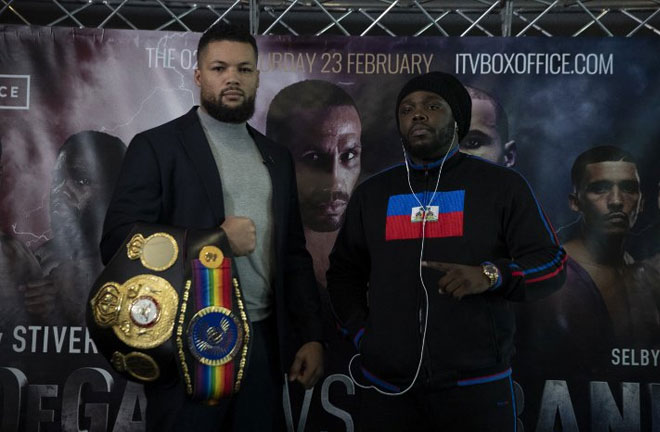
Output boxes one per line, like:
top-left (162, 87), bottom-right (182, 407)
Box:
top-left (359, 376), bottom-right (517, 432)
top-left (145, 316), bottom-right (284, 432)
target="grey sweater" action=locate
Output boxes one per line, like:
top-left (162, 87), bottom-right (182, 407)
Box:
top-left (198, 108), bottom-right (274, 322)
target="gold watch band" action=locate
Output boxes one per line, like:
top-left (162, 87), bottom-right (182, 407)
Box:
top-left (482, 263), bottom-right (499, 288)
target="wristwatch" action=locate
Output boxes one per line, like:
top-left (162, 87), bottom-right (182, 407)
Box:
top-left (482, 263), bottom-right (499, 289)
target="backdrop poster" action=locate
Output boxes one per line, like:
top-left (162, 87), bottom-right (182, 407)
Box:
top-left (1, 25), bottom-right (659, 431)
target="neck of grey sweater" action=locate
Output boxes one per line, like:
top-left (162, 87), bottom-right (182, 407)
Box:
top-left (197, 107), bottom-right (251, 145)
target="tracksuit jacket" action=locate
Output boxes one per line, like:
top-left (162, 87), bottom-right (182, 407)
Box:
top-left (327, 150), bottom-right (567, 391)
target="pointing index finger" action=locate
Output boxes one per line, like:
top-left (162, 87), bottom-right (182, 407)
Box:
top-left (421, 261), bottom-right (447, 271)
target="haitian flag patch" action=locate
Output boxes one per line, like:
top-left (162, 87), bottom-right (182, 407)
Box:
top-left (385, 190), bottom-right (465, 240)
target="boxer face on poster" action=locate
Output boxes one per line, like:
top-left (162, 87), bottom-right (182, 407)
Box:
top-left (460, 86), bottom-right (516, 167)
top-left (287, 106), bottom-right (361, 232)
top-left (569, 160), bottom-right (642, 236)
top-left (267, 80), bottom-right (362, 232)
top-left (194, 40), bottom-right (259, 123)
top-left (50, 132), bottom-right (126, 258)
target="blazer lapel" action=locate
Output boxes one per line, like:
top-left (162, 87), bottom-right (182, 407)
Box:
top-left (180, 108), bottom-right (225, 223)
top-left (249, 125), bottom-right (284, 253)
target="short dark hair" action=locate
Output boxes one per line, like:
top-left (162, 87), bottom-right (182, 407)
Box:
top-left (466, 86), bottom-right (509, 143)
top-left (571, 145), bottom-right (637, 190)
top-left (266, 80), bottom-right (359, 143)
top-left (197, 22), bottom-right (258, 62)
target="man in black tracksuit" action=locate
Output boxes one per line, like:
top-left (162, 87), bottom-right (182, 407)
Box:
top-left (327, 72), bottom-right (566, 432)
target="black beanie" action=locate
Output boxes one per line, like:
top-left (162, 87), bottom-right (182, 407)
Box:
top-left (395, 71), bottom-right (472, 141)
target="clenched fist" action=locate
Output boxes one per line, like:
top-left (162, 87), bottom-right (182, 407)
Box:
top-left (220, 216), bottom-right (256, 256)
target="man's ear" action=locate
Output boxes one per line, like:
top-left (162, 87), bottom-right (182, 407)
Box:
top-left (193, 68), bottom-right (202, 88)
top-left (503, 140), bottom-right (516, 168)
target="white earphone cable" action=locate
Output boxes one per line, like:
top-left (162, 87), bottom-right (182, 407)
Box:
top-left (347, 122), bottom-right (458, 396)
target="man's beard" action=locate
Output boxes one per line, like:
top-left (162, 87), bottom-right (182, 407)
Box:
top-left (402, 122), bottom-right (456, 162)
top-left (202, 92), bottom-right (256, 124)
top-left (50, 206), bottom-right (100, 259)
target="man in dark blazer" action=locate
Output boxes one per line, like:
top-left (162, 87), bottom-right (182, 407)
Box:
top-left (100, 23), bottom-right (324, 431)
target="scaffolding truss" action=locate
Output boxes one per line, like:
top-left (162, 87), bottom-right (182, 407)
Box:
top-left (1, 0), bottom-right (660, 36)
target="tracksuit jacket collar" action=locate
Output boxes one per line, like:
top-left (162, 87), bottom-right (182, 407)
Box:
top-left (406, 146), bottom-right (461, 171)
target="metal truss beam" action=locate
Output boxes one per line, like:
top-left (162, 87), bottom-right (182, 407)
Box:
top-left (1, 0), bottom-right (659, 37)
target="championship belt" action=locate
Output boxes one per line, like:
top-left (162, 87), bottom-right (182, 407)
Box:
top-left (87, 224), bottom-right (251, 404)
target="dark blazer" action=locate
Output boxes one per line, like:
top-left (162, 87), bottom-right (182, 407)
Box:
top-left (100, 107), bottom-right (323, 368)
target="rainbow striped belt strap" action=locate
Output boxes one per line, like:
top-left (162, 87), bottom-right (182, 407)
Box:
top-left (185, 257), bottom-right (249, 404)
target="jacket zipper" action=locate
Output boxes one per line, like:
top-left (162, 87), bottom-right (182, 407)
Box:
top-left (420, 167), bottom-right (432, 384)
